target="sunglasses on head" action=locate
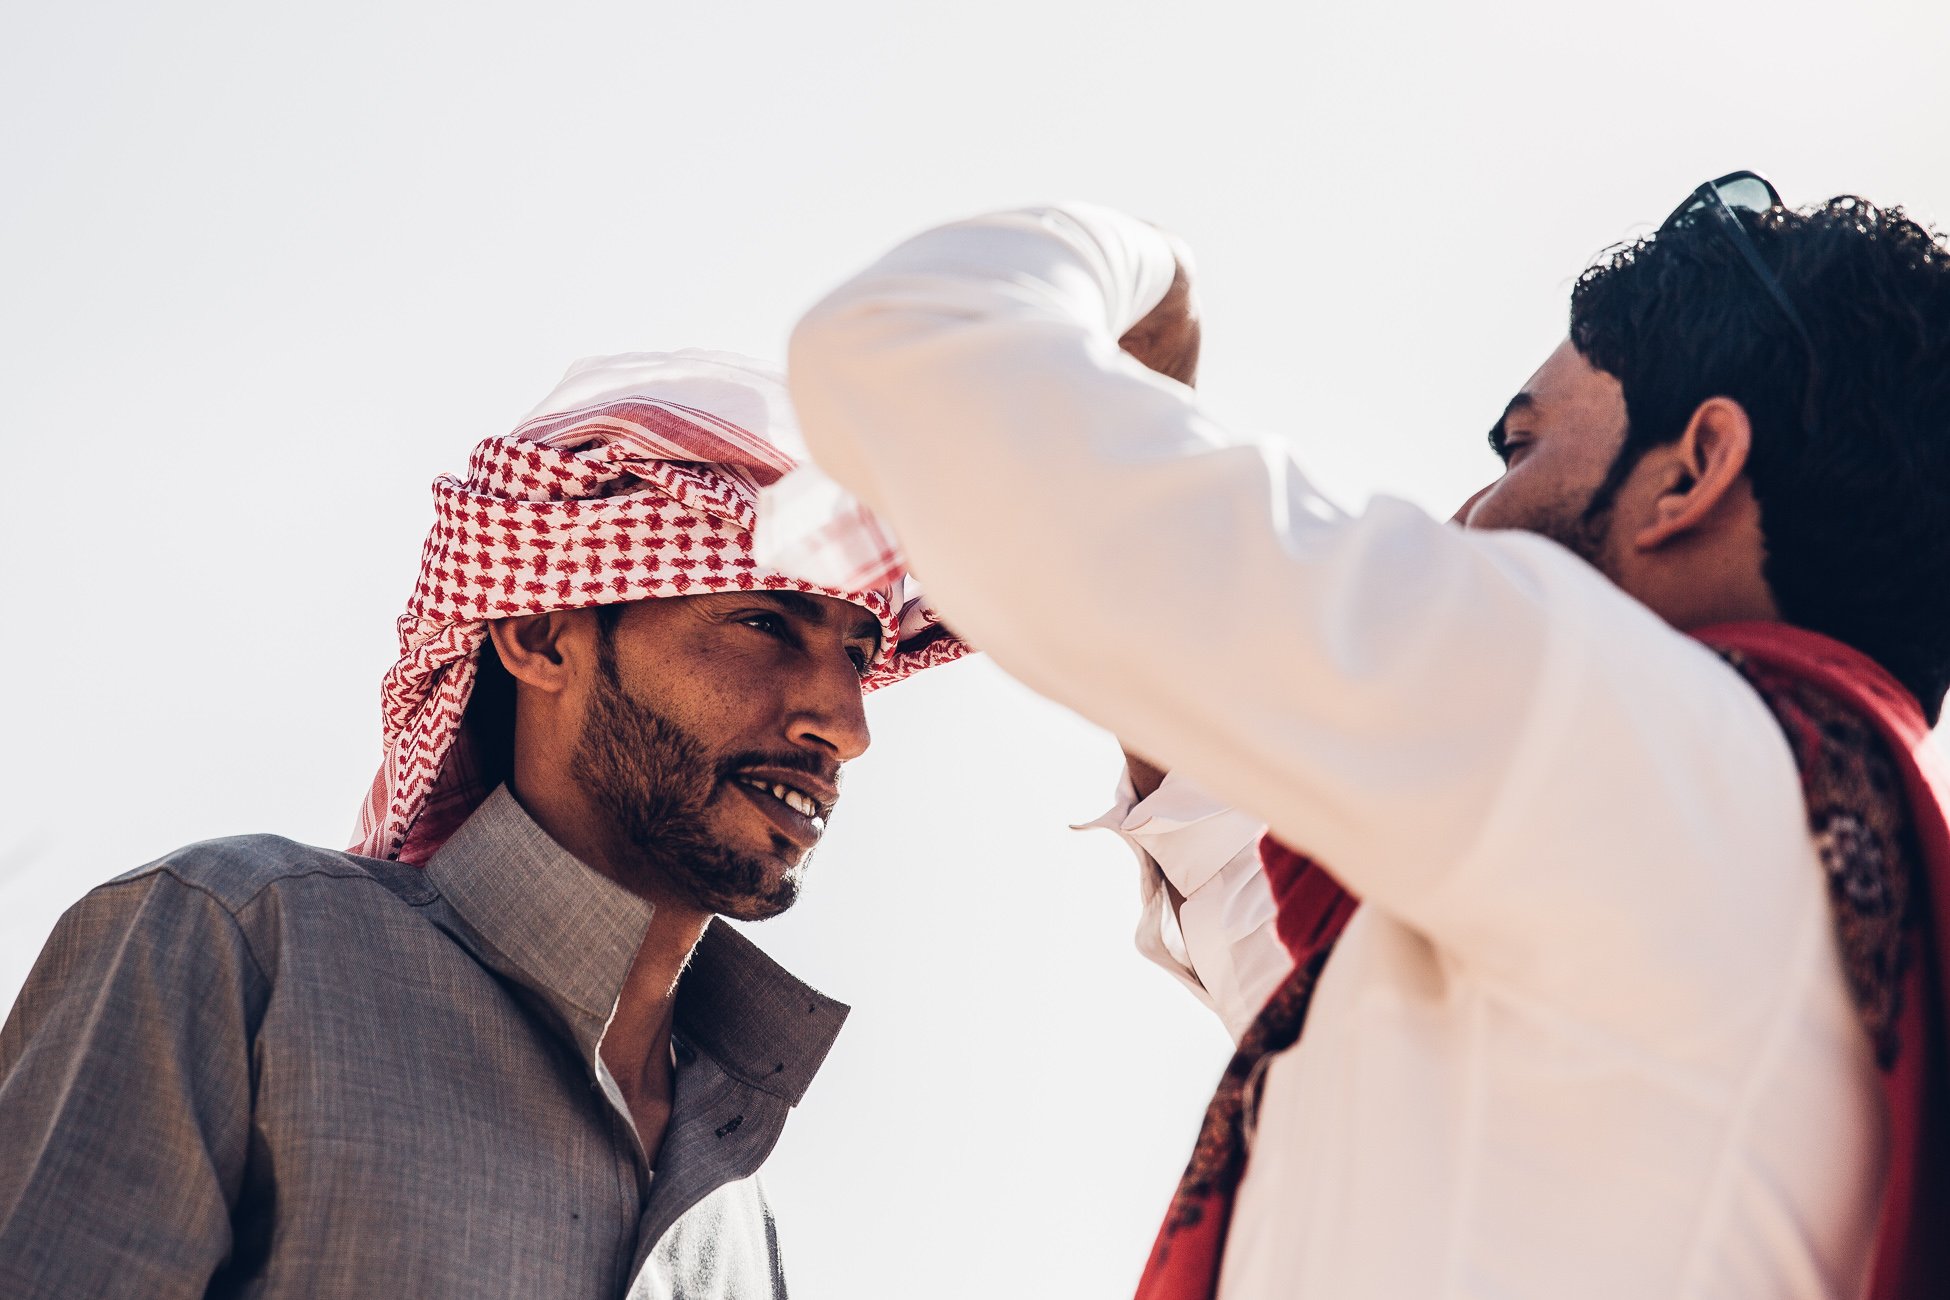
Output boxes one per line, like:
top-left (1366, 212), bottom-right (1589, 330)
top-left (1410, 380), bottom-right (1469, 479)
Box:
top-left (1660, 170), bottom-right (1821, 439)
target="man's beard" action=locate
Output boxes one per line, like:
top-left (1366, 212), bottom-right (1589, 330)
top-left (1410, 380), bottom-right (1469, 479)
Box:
top-left (569, 640), bottom-right (807, 922)
top-left (1525, 488), bottom-right (1618, 578)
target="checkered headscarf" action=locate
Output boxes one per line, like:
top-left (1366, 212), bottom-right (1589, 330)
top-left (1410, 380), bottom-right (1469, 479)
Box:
top-left (353, 349), bottom-right (967, 864)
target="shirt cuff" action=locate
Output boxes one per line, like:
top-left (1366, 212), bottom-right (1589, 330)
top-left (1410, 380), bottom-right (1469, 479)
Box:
top-left (1073, 766), bottom-right (1270, 897)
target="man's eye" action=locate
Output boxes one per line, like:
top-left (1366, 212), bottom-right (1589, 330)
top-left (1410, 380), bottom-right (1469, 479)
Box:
top-left (847, 646), bottom-right (872, 678)
top-left (740, 612), bottom-right (788, 637)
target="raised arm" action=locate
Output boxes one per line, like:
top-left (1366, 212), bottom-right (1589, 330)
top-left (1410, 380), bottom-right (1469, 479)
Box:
top-left (788, 204), bottom-right (1555, 907)
top-left (789, 205), bottom-right (1813, 1028)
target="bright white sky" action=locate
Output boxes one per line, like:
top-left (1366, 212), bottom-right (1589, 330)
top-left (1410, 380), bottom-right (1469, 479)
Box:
top-left (4, 2), bottom-right (1948, 1295)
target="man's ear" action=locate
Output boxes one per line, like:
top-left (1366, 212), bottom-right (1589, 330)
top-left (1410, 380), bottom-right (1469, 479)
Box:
top-left (1631, 396), bottom-right (1755, 552)
top-left (486, 611), bottom-right (582, 694)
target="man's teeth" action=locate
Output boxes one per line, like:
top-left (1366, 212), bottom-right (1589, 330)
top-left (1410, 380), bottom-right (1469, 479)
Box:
top-left (738, 777), bottom-right (820, 820)
top-left (776, 786), bottom-right (817, 818)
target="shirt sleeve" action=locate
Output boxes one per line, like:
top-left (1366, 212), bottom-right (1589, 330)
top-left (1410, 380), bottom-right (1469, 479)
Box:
top-left (788, 204), bottom-right (1815, 1037)
top-left (0, 869), bottom-right (263, 1297)
top-left (1077, 767), bottom-right (1288, 1042)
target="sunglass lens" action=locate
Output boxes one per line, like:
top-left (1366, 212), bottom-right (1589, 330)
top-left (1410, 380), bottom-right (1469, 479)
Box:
top-left (1713, 175), bottom-right (1778, 215)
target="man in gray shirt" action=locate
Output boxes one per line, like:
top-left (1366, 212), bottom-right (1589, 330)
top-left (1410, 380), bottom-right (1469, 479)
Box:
top-left (0, 350), bottom-right (965, 1298)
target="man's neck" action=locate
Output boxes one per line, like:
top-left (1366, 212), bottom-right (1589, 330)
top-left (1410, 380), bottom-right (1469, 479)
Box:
top-left (601, 892), bottom-right (712, 1165)
top-left (502, 774), bottom-right (714, 1162)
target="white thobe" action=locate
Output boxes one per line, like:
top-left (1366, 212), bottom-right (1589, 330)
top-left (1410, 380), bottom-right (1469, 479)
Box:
top-left (788, 204), bottom-right (1884, 1298)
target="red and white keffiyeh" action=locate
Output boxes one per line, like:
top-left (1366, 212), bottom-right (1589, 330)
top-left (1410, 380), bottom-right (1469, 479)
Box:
top-left (352, 350), bottom-right (968, 864)
top-left (755, 461), bottom-right (909, 593)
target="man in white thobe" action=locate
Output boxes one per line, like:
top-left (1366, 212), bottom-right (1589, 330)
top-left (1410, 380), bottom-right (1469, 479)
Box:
top-left (776, 196), bottom-right (1950, 1298)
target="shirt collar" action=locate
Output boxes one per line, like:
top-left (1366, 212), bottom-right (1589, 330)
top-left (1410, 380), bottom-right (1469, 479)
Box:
top-left (678, 919), bottom-right (849, 1105)
top-left (424, 784), bottom-right (847, 1105)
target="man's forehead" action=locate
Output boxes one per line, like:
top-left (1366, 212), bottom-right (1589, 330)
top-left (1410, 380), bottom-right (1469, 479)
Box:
top-left (1509, 339), bottom-right (1620, 421)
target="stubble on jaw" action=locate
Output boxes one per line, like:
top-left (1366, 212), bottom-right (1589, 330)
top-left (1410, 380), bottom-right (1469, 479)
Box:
top-left (568, 633), bottom-right (804, 922)
top-left (1520, 486), bottom-right (1619, 580)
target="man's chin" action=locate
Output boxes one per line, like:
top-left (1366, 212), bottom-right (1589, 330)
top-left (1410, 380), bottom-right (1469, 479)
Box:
top-left (702, 867), bottom-right (804, 922)
top-left (682, 835), bottom-right (808, 921)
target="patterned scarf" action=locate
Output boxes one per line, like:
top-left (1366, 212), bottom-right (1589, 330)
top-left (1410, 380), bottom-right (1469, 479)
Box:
top-left (351, 350), bottom-right (967, 865)
top-left (1135, 622), bottom-right (1950, 1300)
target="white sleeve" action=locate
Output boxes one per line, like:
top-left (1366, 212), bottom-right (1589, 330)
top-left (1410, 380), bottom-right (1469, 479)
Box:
top-left (790, 203), bottom-right (1811, 1037)
top-left (1076, 768), bottom-right (1286, 1043)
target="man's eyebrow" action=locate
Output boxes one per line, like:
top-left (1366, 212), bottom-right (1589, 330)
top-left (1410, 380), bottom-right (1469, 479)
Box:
top-left (753, 590), bottom-right (883, 648)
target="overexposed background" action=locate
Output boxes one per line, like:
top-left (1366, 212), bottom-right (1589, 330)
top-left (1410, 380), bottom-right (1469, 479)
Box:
top-left (5, 2), bottom-right (1949, 1296)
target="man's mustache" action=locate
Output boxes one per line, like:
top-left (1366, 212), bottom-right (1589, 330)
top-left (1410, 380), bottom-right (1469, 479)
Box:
top-left (714, 749), bottom-right (843, 790)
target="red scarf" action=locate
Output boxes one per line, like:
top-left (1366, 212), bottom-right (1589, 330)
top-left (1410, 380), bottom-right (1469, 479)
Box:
top-left (1134, 622), bottom-right (1950, 1300)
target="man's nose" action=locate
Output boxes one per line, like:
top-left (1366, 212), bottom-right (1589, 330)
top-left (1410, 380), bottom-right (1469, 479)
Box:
top-left (785, 659), bottom-right (872, 762)
top-left (1451, 482), bottom-right (1495, 525)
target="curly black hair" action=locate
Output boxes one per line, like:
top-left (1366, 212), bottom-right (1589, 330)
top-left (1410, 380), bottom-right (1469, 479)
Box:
top-left (1570, 196), bottom-right (1950, 724)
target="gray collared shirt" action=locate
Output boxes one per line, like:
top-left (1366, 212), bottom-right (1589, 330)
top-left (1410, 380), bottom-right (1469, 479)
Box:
top-left (0, 786), bottom-right (848, 1298)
